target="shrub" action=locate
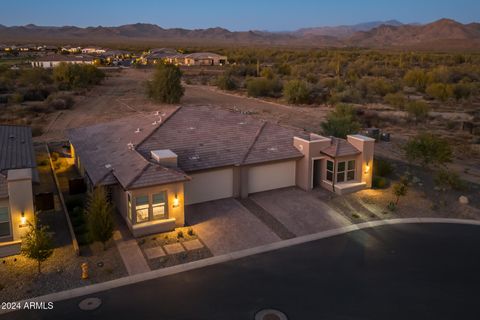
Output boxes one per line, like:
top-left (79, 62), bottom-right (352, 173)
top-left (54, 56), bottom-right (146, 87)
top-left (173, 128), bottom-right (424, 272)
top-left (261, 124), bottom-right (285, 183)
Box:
top-left (403, 133), bottom-right (453, 168)
top-left (372, 176), bottom-right (387, 189)
top-left (216, 74), bottom-right (237, 91)
top-left (425, 83), bottom-right (454, 101)
top-left (86, 186), bottom-right (114, 250)
top-left (406, 100), bottom-right (430, 122)
top-left (65, 195), bottom-right (85, 211)
top-left (403, 69), bottom-right (428, 92)
top-left (177, 230), bottom-right (184, 239)
top-left (434, 169), bottom-right (466, 191)
top-left (384, 92), bottom-right (406, 109)
top-left (46, 94), bottom-right (74, 110)
top-left (283, 79), bottom-right (311, 104)
top-left (8, 92), bottom-right (23, 104)
top-left (321, 104), bottom-right (361, 138)
top-left (373, 158), bottom-right (394, 177)
top-left (187, 228), bottom-right (194, 236)
top-left (31, 126), bottom-right (44, 137)
top-left (246, 77), bottom-right (282, 97)
top-left (146, 64), bottom-right (184, 103)
top-left (53, 63), bottom-right (105, 90)
top-left (387, 201), bottom-right (396, 212)
top-left (50, 152), bottom-right (59, 161)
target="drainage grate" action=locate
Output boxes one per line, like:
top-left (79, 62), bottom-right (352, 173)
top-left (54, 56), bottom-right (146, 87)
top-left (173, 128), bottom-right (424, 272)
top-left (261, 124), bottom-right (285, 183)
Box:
top-left (255, 309), bottom-right (288, 320)
top-left (78, 297), bottom-right (102, 311)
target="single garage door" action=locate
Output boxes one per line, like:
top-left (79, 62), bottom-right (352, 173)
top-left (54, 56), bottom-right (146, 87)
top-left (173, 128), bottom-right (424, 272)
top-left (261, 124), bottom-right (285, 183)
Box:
top-left (248, 161), bottom-right (296, 194)
top-left (185, 168), bottom-right (234, 205)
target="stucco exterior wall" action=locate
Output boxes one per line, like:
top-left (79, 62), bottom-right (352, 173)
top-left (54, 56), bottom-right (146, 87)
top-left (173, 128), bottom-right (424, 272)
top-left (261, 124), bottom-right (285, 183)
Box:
top-left (6, 169), bottom-right (34, 241)
top-left (347, 135), bottom-right (375, 188)
top-left (294, 136), bottom-right (331, 190)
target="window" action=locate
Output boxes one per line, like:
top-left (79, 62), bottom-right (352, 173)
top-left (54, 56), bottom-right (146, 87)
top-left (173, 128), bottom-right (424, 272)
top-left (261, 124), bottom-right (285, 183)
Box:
top-left (0, 207), bottom-right (10, 237)
top-left (127, 194), bottom-right (132, 221)
top-left (152, 192), bottom-right (167, 220)
top-left (347, 160), bottom-right (356, 181)
top-left (326, 160), bottom-right (334, 182)
top-left (135, 195), bottom-right (149, 223)
top-left (337, 161), bottom-right (346, 183)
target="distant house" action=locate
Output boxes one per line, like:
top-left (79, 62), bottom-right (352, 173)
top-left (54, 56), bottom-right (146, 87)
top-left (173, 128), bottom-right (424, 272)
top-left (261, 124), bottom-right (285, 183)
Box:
top-left (67, 106), bottom-right (374, 238)
top-left (0, 125), bottom-right (37, 257)
top-left (61, 45), bottom-right (81, 53)
top-left (81, 47), bottom-right (107, 55)
top-left (183, 52), bottom-right (228, 66)
top-left (31, 54), bottom-right (94, 68)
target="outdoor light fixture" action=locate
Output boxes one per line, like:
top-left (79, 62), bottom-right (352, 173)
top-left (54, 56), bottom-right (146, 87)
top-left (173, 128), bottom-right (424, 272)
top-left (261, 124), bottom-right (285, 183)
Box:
top-left (173, 194), bottom-right (180, 208)
top-left (365, 162), bottom-right (371, 174)
top-left (20, 211), bottom-right (26, 226)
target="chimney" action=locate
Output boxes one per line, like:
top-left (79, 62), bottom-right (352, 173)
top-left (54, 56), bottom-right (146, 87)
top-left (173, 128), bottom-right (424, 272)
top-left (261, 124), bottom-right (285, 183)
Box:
top-left (150, 149), bottom-right (177, 167)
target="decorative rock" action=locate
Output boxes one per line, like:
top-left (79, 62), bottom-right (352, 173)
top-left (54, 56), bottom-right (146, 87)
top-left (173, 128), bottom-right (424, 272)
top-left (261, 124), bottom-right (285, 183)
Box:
top-left (412, 176), bottom-right (421, 184)
top-left (459, 196), bottom-right (469, 205)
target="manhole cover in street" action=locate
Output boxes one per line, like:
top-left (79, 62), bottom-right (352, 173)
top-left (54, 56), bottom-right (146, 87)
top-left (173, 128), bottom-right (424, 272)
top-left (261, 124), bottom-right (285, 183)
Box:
top-left (255, 309), bottom-right (288, 320)
top-left (78, 297), bottom-right (102, 311)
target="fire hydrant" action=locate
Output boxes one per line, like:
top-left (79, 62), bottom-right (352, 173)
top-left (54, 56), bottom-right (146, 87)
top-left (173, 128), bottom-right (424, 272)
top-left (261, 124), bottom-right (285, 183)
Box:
top-left (81, 262), bottom-right (89, 280)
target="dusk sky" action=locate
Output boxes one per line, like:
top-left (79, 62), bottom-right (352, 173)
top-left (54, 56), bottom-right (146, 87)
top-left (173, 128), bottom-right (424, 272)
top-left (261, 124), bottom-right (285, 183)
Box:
top-left (2, 0), bottom-right (479, 31)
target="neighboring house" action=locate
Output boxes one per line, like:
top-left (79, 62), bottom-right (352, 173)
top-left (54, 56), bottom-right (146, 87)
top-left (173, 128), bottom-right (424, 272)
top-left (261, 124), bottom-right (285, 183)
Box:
top-left (183, 52), bottom-right (228, 66)
top-left (0, 125), bottom-right (37, 257)
top-left (67, 106), bottom-right (374, 237)
top-left (81, 47), bottom-right (107, 54)
top-left (31, 54), bottom-right (94, 68)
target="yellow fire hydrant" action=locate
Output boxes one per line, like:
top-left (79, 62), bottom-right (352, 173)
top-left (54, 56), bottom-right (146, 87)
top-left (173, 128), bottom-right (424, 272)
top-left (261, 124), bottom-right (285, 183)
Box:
top-left (81, 262), bottom-right (89, 280)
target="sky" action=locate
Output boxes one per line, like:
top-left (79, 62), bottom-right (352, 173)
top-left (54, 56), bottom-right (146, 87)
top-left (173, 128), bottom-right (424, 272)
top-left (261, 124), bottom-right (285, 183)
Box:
top-left (1, 0), bottom-right (479, 31)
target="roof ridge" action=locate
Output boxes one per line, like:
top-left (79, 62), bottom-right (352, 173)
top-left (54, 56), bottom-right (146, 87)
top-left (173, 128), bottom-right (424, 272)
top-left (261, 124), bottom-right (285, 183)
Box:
top-left (135, 106), bottom-right (182, 150)
top-left (240, 121), bottom-right (267, 165)
top-left (124, 162), bottom-right (152, 189)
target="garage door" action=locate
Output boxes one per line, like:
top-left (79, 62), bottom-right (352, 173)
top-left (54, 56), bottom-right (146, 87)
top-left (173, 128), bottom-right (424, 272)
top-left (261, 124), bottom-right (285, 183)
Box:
top-left (248, 161), bottom-right (296, 194)
top-left (185, 168), bottom-right (234, 205)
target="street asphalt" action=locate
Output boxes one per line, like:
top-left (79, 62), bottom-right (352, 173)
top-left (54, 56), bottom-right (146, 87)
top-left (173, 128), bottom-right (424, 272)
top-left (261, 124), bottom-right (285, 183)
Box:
top-left (3, 223), bottom-right (480, 320)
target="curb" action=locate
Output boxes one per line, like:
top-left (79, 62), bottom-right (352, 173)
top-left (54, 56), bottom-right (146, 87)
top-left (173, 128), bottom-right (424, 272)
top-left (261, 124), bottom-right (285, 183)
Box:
top-left (3, 218), bottom-right (480, 314)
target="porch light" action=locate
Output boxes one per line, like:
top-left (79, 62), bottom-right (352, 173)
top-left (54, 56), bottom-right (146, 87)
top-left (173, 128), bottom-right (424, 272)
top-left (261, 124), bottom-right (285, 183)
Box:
top-left (173, 194), bottom-right (180, 208)
top-left (20, 211), bottom-right (27, 226)
top-left (365, 162), bottom-right (371, 174)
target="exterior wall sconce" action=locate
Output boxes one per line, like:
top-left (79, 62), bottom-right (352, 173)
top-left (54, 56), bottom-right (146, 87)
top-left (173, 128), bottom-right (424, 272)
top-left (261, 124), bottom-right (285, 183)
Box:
top-left (365, 162), bottom-right (371, 174)
top-left (173, 194), bottom-right (180, 208)
top-left (20, 211), bottom-right (27, 227)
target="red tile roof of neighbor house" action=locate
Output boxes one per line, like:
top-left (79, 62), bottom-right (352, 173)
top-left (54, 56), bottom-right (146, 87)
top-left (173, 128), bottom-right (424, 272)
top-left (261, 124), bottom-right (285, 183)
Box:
top-left (0, 125), bottom-right (36, 172)
top-left (321, 138), bottom-right (361, 158)
top-left (68, 106), bottom-right (309, 190)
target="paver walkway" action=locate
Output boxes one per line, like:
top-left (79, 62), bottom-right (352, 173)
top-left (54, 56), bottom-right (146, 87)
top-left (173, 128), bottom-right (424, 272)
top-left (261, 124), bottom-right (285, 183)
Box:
top-left (113, 217), bottom-right (150, 275)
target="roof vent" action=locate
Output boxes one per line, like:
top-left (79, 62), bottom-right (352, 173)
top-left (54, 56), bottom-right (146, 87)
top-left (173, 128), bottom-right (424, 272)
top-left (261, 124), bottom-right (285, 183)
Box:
top-left (127, 142), bottom-right (135, 150)
top-left (267, 147), bottom-right (278, 152)
top-left (152, 121), bottom-right (158, 125)
top-left (105, 164), bottom-right (112, 169)
top-left (151, 149), bottom-right (177, 167)
top-left (187, 126), bottom-right (196, 130)
top-left (135, 128), bottom-right (141, 133)
top-left (188, 154), bottom-right (200, 160)
top-left (154, 111), bottom-right (160, 116)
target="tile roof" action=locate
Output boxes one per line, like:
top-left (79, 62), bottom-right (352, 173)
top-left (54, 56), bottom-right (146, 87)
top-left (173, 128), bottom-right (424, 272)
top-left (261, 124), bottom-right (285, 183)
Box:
top-left (68, 106), bottom-right (308, 190)
top-left (321, 138), bottom-right (361, 158)
top-left (0, 125), bottom-right (36, 172)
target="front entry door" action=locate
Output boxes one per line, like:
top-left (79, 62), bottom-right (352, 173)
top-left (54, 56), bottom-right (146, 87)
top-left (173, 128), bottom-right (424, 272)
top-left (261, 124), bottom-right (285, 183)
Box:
top-left (313, 159), bottom-right (322, 188)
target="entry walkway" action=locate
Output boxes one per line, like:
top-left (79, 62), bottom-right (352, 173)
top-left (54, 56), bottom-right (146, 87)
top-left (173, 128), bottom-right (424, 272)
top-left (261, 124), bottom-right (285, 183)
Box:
top-left (113, 215), bottom-right (150, 275)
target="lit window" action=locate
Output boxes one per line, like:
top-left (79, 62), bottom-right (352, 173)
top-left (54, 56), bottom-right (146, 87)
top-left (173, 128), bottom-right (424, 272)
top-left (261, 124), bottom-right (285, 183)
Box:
top-left (347, 160), bottom-right (356, 181)
top-left (326, 160), bottom-right (334, 182)
top-left (0, 207), bottom-right (10, 237)
top-left (135, 195), bottom-right (149, 223)
top-left (152, 192), bottom-right (167, 220)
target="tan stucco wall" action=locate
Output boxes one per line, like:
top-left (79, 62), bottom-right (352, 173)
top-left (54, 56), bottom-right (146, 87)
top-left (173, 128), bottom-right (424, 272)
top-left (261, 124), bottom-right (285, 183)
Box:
top-left (0, 198), bottom-right (12, 242)
top-left (294, 136), bottom-right (331, 190)
top-left (7, 169), bottom-right (34, 241)
top-left (247, 161), bottom-right (296, 194)
top-left (347, 135), bottom-right (375, 188)
top-left (184, 168), bottom-right (233, 205)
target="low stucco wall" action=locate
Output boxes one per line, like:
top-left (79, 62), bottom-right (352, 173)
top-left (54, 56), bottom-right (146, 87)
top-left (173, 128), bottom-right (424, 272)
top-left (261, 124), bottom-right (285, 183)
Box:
top-left (0, 240), bottom-right (21, 258)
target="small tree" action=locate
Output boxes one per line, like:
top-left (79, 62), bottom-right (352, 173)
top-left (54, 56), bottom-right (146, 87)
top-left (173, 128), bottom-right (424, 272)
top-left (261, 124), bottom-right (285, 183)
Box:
top-left (146, 63), bottom-right (184, 103)
top-left (216, 74), bottom-right (236, 91)
top-left (21, 218), bottom-right (54, 274)
top-left (403, 133), bottom-right (453, 168)
top-left (426, 83), bottom-right (454, 102)
top-left (392, 182), bottom-right (408, 205)
top-left (321, 104), bottom-right (361, 138)
top-left (283, 79), bottom-right (311, 104)
top-left (86, 187), bottom-right (114, 250)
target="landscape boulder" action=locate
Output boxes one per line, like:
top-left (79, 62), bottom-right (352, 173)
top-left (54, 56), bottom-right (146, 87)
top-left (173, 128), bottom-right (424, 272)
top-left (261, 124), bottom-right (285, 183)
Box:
top-left (458, 196), bottom-right (469, 205)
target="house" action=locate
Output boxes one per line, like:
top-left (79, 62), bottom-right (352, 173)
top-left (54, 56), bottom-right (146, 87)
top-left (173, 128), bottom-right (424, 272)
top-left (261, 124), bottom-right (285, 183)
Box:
top-left (0, 125), bottom-right (37, 257)
top-left (81, 47), bottom-right (107, 55)
top-left (31, 54), bottom-right (94, 68)
top-left (183, 52), bottom-right (227, 66)
top-left (67, 106), bottom-right (374, 237)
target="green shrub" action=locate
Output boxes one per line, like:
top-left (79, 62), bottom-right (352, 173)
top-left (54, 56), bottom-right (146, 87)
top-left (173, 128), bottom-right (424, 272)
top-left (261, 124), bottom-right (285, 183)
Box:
top-left (187, 228), bottom-right (194, 236)
top-left (373, 158), bottom-right (394, 177)
top-left (246, 77), bottom-right (282, 97)
top-left (372, 176), bottom-right (387, 189)
top-left (387, 201), bottom-right (396, 212)
top-left (283, 79), bottom-right (311, 104)
top-left (434, 169), bottom-right (466, 191)
top-left (146, 64), bottom-right (184, 103)
top-left (8, 92), bottom-right (23, 104)
top-left (321, 104), bottom-right (361, 138)
top-left (31, 126), bottom-right (44, 137)
top-left (177, 230), bottom-right (184, 239)
top-left (406, 100), bottom-right (430, 122)
top-left (66, 195), bottom-right (85, 211)
top-left (404, 133), bottom-right (453, 168)
top-left (384, 92), bottom-right (406, 109)
top-left (216, 74), bottom-right (237, 91)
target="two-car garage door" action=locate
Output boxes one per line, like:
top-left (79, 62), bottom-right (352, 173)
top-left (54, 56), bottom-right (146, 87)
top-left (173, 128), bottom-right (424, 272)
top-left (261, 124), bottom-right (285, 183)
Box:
top-left (184, 161), bottom-right (297, 205)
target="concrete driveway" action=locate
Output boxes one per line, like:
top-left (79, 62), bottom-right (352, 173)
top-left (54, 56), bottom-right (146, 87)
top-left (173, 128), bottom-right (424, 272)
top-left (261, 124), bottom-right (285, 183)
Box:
top-left (185, 198), bottom-right (280, 255)
top-left (250, 187), bottom-right (352, 236)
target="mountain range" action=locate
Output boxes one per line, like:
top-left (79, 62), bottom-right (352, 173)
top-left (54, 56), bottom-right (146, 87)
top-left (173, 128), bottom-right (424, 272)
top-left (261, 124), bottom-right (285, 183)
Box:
top-left (0, 18), bottom-right (479, 50)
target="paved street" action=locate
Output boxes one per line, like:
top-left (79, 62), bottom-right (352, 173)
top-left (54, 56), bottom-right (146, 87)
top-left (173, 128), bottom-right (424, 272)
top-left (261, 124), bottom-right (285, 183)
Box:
top-left (4, 223), bottom-right (480, 320)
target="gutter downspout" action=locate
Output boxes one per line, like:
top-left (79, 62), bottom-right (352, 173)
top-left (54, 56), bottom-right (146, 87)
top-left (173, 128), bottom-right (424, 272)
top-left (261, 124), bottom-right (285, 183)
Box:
top-left (332, 158), bottom-right (336, 193)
